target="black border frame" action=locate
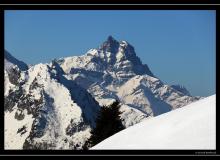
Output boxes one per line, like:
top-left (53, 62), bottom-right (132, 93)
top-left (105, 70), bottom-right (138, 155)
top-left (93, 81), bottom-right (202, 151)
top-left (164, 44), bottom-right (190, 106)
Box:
top-left (0, 0), bottom-right (219, 5)
top-left (1, 4), bottom-right (218, 156)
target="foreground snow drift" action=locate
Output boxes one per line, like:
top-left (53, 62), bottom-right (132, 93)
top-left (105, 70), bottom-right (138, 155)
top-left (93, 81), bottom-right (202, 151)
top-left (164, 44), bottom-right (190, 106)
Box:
top-left (92, 95), bottom-right (216, 149)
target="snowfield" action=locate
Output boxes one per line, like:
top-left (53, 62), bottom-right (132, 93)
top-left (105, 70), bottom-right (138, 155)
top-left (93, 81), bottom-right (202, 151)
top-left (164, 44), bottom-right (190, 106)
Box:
top-left (92, 95), bottom-right (216, 150)
top-left (5, 108), bottom-right (34, 149)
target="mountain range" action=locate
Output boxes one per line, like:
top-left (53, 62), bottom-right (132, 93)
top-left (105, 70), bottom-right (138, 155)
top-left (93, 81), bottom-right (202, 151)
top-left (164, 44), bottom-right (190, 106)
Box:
top-left (4, 36), bottom-right (201, 149)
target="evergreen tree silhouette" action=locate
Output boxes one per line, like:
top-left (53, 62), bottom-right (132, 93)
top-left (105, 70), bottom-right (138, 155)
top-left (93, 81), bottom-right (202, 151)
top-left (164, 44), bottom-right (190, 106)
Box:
top-left (83, 100), bottom-right (124, 149)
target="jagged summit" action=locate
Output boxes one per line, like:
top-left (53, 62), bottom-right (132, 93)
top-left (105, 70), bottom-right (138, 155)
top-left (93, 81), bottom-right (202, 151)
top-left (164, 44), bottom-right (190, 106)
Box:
top-left (99, 36), bottom-right (135, 55)
top-left (99, 35), bottom-right (120, 54)
top-left (96, 36), bottom-right (154, 76)
top-left (107, 35), bottom-right (115, 42)
top-left (59, 36), bottom-right (155, 77)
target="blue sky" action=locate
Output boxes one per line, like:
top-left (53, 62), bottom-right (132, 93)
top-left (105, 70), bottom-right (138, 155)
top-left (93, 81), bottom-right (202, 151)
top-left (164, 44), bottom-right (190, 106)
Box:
top-left (4, 10), bottom-right (215, 97)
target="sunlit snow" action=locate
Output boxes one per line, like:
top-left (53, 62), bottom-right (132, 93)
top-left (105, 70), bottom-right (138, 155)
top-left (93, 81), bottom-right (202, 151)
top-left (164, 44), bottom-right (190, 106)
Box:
top-left (92, 95), bottom-right (216, 149)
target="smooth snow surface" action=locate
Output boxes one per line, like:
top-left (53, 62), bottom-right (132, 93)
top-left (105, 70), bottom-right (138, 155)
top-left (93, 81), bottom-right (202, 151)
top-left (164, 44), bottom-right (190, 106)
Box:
top-left (92, 95), bottom-right (216, 149)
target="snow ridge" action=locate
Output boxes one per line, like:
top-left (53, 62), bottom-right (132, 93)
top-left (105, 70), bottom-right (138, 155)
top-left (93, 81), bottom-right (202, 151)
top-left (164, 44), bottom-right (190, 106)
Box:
top-left (92, 95), bottom-right (216, 149)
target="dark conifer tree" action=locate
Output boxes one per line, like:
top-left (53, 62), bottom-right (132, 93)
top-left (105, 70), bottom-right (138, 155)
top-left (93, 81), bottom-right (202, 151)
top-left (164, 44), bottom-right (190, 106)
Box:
top-left (83, 101), bottom-right (124, 149)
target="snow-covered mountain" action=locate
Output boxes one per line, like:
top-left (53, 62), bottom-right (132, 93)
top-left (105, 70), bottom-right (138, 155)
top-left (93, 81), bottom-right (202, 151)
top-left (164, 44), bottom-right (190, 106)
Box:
top-left (57, 36), bottom-right (200, 127)
top-left (92, 95), bottom-right (216, 149)
top-left (5, 36), bottom-right (201, 149)
top-left (4, 52), bottom-right (100, 149)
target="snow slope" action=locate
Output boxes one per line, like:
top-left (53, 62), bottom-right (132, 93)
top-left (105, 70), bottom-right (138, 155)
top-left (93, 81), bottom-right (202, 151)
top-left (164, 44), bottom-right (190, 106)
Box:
top-left (92, 95), bottom-right (216, 149)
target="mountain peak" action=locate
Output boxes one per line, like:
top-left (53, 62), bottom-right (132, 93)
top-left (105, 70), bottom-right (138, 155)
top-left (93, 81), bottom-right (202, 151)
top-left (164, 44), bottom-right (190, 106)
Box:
top-left (95, 37), bottom-right (154, 77)
top-left (107, 35), bottom-right (115, 42)
top-left (99, 36), bottom-right (119, 54)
